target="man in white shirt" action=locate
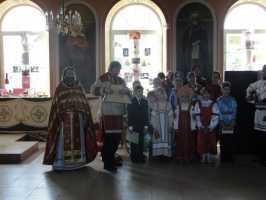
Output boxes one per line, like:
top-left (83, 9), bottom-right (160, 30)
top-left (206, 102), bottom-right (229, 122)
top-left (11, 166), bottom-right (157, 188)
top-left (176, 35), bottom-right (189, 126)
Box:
top-left (91, 61), bottom-right (130, 172)
top-left (246, 65), bottom-right (266, 166)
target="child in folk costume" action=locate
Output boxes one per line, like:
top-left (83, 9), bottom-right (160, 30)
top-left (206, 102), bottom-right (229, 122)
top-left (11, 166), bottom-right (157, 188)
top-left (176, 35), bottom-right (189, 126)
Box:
top-left (172, 76), bottom-right (196, 162)
top-left (207, 72), bottom-right (222, 151)
top-left (163, 71), bottom-right (175, 99)
top-left (169, 78), bottom-right (183, 115)
top-left (185, 72), bottom-right (200, 158)
top-left (169, 77), bottom-right (182, 157)
top-left (194, 87), bottom-right (220, 163)
top-left (149, 86), bottom-right (174, 158)
top-left (127, 85), bottom-right (149, 163)
top-left (147, 78), bottom-right (161, 108)
top-left (217, 82), bottom-right (237, 163)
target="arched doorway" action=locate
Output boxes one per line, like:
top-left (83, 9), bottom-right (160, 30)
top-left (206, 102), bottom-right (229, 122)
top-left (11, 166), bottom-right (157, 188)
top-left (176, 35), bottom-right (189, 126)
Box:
top-left (224, 2), bottom-right (266, 72)
top-left (0, 1), bottom-right (50, 96)
top-left (59, 2), bottom-right (97, 91)
top-left (176, 2), bottom-right (215, 80)
top-left (105, 0), bottom-right (167, 91)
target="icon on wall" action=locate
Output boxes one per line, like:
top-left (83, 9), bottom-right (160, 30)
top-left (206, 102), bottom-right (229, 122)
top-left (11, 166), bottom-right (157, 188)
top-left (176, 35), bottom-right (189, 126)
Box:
top-left (30, 66), bottom-right (39, 72)
top-left (123, 48), bottom-right (129, 57)
top-left (124, 72), bottom-right (133, 82)
top-left (144, 48), bottom-right (151, 56)
top-left (13, 66), bottom-right (20, 73)
top-left (140, 73), bottom-right (149, 79)
top-left (132, 57), bottom-right (140, 64)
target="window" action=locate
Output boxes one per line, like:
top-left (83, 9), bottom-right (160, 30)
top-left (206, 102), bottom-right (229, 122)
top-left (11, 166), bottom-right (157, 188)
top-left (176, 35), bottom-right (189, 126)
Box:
top-left (224, 3), bottom-right (266, 71)
top-left (107, 3), bottom-right (165, 92)
top-left (112, 5), bottom-right (161, 30)
top-left (1, 5), bottom-right (50, 97)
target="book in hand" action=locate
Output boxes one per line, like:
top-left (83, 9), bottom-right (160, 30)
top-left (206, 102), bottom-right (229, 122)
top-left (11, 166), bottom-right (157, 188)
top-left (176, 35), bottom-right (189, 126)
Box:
top-left (126, 130), bottom-right (139, 144)
top-left (104, 84), bottom-right (131, 104)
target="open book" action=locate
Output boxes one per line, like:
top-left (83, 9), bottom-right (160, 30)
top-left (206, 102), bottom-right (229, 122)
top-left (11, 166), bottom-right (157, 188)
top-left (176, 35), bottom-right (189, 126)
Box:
top-left (104, 84), bottom-right (131, 104)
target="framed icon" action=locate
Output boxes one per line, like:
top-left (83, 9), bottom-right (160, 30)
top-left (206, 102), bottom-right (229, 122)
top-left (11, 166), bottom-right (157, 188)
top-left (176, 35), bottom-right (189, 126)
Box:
top-left (132, 57), bottom-right (140, 64)
top-left (124, 72), bottom-right (133, 82)
top-left (123, 48), bottom-right (129, 57)
top-left (30, 66), bottom-right (39, 72)
top-left (144, 48), bottom-right (151, 56)
top-left (13, 66), bottom-right (19, 73)
top-left (140, 73), bottom-right (149, 79)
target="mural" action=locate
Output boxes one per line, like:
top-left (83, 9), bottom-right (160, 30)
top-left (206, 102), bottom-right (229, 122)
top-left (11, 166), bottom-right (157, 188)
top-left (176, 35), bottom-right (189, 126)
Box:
top-left (59, 3), bottom-right (96, 91)
top-left (176, 3), bottom-right (213, 80)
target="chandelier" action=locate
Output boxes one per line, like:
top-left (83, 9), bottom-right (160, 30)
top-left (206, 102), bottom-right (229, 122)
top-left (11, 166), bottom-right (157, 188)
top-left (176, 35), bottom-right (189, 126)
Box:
top-left (46, 0), bottom-right (83, 36)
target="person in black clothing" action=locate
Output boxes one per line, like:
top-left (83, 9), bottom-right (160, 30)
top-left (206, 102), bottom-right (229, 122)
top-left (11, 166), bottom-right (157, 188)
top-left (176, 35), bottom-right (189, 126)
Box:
top-left (127, 85), bottom-right (149, 163)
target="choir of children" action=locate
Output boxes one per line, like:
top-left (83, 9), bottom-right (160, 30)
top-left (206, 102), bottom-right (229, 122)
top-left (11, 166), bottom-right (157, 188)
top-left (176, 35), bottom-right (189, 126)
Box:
top-left (126, 70), bottom-right (237, 165)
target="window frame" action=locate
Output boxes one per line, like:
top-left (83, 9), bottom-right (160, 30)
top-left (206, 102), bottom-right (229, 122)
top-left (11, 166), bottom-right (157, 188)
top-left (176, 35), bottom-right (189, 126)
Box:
top-left (0, 4), bottom-right (50, 96)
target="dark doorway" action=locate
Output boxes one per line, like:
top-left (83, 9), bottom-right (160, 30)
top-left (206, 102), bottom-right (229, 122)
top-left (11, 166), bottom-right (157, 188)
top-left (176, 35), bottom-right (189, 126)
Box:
top-left (225, 71), bottom-right (258, 154)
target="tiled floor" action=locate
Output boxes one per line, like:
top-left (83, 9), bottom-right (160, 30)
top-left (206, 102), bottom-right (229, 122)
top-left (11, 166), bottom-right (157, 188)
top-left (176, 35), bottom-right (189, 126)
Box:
top-left (0, 143), bottom-right (266, 200)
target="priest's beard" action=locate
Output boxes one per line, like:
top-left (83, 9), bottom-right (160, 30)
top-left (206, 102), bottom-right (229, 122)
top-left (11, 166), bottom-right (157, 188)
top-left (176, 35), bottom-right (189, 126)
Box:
top-left (63, 77), bottom-right (75, 87)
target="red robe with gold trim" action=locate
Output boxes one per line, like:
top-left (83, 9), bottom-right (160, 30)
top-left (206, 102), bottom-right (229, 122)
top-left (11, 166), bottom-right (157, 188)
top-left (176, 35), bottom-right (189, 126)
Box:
top-left (43, 81), bottom-right (97, 166)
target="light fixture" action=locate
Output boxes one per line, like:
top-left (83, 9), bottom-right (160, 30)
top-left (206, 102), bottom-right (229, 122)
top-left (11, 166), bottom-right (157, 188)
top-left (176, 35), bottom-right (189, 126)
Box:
top-left (46, 0), bottom-right (83, 36)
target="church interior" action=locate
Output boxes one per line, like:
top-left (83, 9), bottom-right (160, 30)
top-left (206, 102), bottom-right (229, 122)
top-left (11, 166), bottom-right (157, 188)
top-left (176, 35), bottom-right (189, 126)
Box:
top-left (0, 0), bottom-right (266, 199)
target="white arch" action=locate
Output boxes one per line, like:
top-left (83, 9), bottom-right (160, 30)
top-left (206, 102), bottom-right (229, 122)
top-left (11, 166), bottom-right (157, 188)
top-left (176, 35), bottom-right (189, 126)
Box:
top-left (105, 0), bottom-right (167, 74)
top-left (224, 1), bottom-right (266, 31)
top-left (173, 0), bottom-right (218, 72)
top-left (0, 0), bottom-right (48, 89)
top-left (0, 0), bottom-right (44, 19)
top-left (223, 0), bottom-right (266, 72)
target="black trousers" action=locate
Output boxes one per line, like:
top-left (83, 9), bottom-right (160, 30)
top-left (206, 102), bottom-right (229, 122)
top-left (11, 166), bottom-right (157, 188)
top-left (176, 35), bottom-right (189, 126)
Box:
top-left (220, 134), bottom-right (234, 162)
top-left (130, 133), bottom-right (144, 162)
top-left (254, 131), bottom-right (266, 162)
top-left (102, 133), bottom-right (121, 167)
